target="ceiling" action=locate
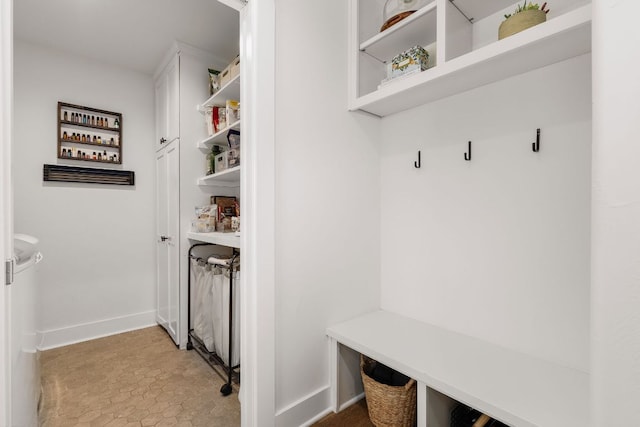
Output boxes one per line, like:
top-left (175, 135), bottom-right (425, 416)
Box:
top-left (14, 0), bottom-right (240, 75)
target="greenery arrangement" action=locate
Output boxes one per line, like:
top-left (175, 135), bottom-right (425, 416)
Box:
top-left (504, 1), bottom-right (549, 19)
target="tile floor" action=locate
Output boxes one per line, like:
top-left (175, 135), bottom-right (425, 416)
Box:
top-left (39, 326), bottom-right (240, 427)
top-left (312, 400), bottom-right (373, 427)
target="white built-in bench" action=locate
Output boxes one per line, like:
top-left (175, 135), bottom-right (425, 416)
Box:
top-left (327, 310), bottom-right (589, 427)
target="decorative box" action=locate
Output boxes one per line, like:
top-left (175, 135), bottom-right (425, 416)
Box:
top-left (219, 65), bottom-right (232, 87)
top-left (229, 56), bottom-right (240, 79)
top-left (215, 151), bottom-right (228, 173)
top-left (226, 100), bottom-right (240, 123)
top-left (390, 45), bottom-right (429, 78)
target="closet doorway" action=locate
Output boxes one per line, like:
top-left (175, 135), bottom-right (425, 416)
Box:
top-left (9, 0), bottom-right (274, 424)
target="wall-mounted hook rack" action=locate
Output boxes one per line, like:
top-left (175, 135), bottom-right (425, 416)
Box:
top-left (532, 128), bottom-right (541, 152)
top-left (414, 151), bottom-right (421, 168)
top-left (464, 141), bottom-right (472, 161)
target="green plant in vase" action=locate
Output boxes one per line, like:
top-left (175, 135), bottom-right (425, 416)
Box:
top-left (499, 1), bottom-right (550, 40)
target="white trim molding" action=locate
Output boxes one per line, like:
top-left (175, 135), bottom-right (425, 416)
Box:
top-left (0, 0), bottom-right (12, 423)
top-left (37, 310), bottom-right (157, 350)
top-left (217, 0), bottom-right (247, 12)
top-left (239, 0), bottom-right (276, 425)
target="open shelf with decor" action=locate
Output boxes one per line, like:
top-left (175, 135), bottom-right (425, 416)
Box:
top-left (197, 166), bottom-right (240, 187)
top-left (197, 120), bottom-right (241, 150)
top-left (350, 0), bottom-right (591, 116)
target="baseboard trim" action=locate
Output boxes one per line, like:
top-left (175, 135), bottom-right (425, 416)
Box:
top-left (274, 387), bottom-right (366, 426)
top-left (276, 385), bottom-right (331, 427)
top-left (37, 310), bottom-right (157, 350)
top-left (338, 391), bottom-right (365, 412)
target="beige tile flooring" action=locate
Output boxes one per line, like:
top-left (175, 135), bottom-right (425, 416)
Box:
top-left (39, 326), bottom-right (240, 427)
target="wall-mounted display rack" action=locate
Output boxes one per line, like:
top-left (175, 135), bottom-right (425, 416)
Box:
top-left (57, 101), bottom-right (123, 164)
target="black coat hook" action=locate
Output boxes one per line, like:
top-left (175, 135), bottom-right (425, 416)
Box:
top-left (532, 128), bottom-right (541, 152)
top-left (414, 150), bottom-right (421, 168)
top-left (464, 141), bottom-right (472, 161)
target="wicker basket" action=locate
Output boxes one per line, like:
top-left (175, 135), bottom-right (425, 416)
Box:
top-left (361, 355), bottom-right (416, 427)
top-left (498, 9), bottom-right (547, 40)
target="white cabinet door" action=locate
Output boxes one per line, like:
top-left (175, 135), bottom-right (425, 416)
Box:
top-left (155, 55), bottom-right (180, 151)
top-left (155, 140), bottom-right (180, 345)
top-left (166, 55), bottom-right (180, 144)
top-left (154, 74), bottom-right (168, 152)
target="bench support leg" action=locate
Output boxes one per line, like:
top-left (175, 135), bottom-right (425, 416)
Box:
top-left (329, 337), bottom-right (339, 412)
top-left (417, 380), bottom-right (427, 427)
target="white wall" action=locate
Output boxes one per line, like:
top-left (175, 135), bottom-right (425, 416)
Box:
top-left (592, 0), bottom-right (640, 424)
top-left (13, 40), bottom-right (156, 348)
top-left (273, 0), bottom-right (381, 424)
top-left (380, 54), bottom-right (592, 372)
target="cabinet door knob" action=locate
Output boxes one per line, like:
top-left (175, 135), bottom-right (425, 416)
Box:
top-left (160, 138), bottom-right (167, 144)
top-left (160, 235), bottom-right (169, 242)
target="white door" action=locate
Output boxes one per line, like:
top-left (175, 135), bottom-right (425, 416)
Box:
top-left (3, 0), bottom-right (40, 423)
top-left (166, 140), bottom-right (180, 343)
top-left (156, 148), bottom-right (169, 330)
top-left (156, 140), bottom-right (179, 345)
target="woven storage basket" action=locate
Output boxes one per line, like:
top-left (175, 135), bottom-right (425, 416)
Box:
top-left (361, 355), bottom-right (416, 427)
top-left (498, 9), bottom-right (546, 40)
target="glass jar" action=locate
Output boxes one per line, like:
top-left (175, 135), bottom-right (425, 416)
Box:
top-left (381, 0), bottom-right (427, 32)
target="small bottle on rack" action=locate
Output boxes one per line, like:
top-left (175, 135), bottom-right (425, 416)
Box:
top-left (92, 152), bottom-right (97, 160)
top-left (91, 115), bottom-right (95, 126)
top-left (97, 152), bottom-right (102, 161)
top-left (63, 111), bottom-right (68, 121)
top-left (97, 136), bottom-right (102, 144)
top-left (104, 118), bottom-right (108, 128)
top-left (82, 114), bottom-right (86, 124)
top-left (109, 137), bottom-right (114, 145)
top-left (114, 118), bottom-right (119, 129)
top-left (92, 135), bottom-right (97, 143)
top-left (103, 150), bottom-right (107, 160)
top-left (62, 148), bottom-right (67, 157)
top-left (63, 131), bottom-right (68, 140)
top-left (99, 117), bottom-right (104, 127)
top-left (81, 134), bottom-right (86, 142)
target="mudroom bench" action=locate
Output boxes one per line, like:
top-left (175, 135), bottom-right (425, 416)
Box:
top-left (327, 310), bottom-right (589, 427)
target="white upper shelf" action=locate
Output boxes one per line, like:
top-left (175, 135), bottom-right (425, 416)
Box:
top-left (360, 2), bottom-right (438, 61)
top-left (197, 120), bottom-right (241, 150)
top-left (352, 4), bottom-right (591, 117)
top-left (199, 73), bottom-right (240, 109)
top-left (197, 166), bottom-right (240, 187)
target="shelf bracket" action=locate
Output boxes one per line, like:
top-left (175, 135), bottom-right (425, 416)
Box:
top-left (449, 0), bottom-right (474, 23)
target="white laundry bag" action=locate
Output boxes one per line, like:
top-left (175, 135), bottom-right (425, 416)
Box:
top-left (211, 268), bottom-right (241, 367)
top-left (191, 260), bottom-right (215, 352)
